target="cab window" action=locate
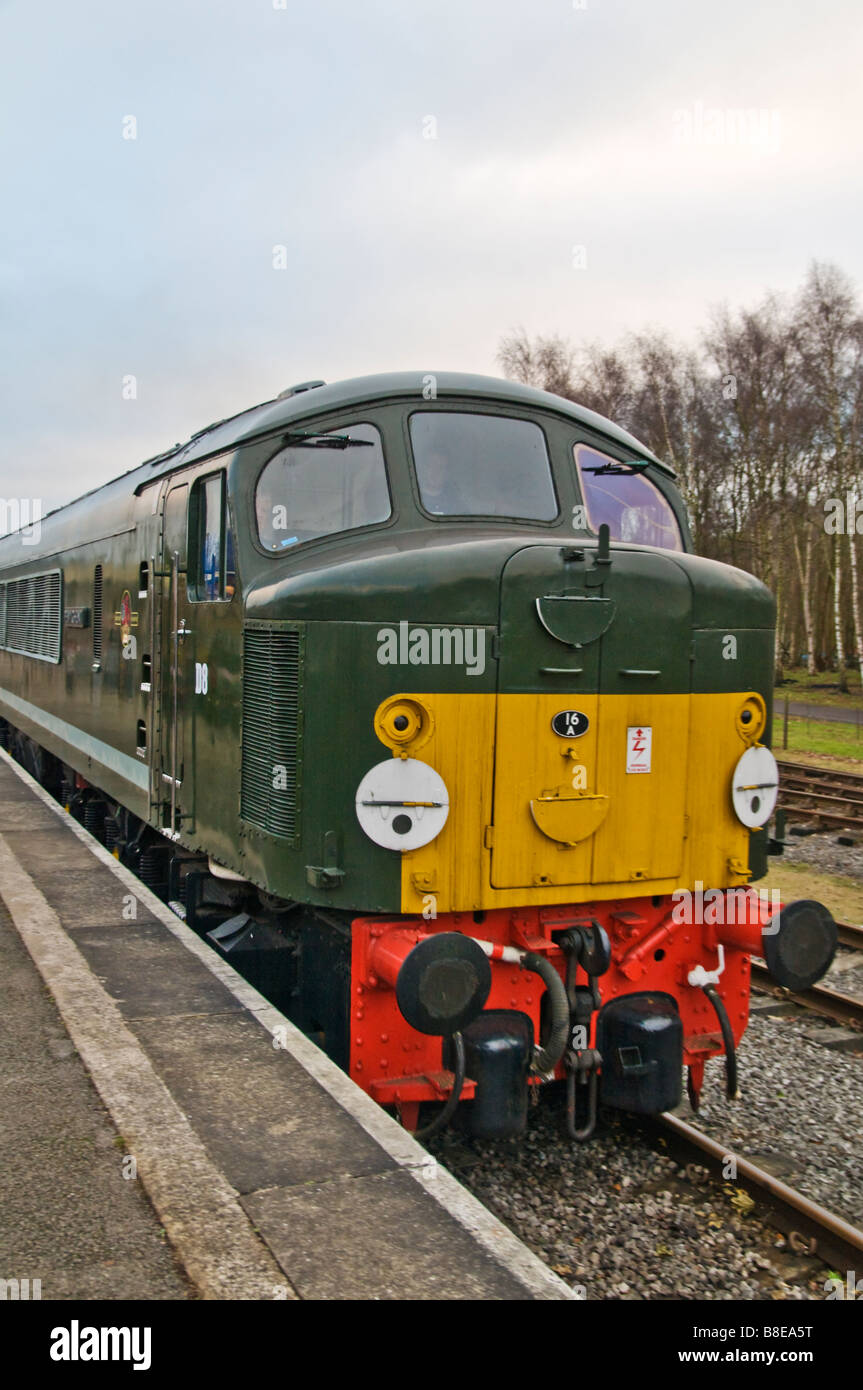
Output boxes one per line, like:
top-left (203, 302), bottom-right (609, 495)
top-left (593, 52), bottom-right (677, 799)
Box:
top-left (256, 422), bottom-right (390, 551)
top-left (190, 472), bottom-right (236, 600)
top-left (574, 444), bottom-right (683, 551)
top-left (409, 411), bottom-right (557, 520)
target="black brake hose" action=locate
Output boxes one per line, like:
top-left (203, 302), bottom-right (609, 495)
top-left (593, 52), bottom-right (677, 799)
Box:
top-left (522, 951), bottom-right (570, 1075)
top-left (413, 1030), bottom-right (466, 1142)
top-left (703, 984), bottom-right (738, 1099)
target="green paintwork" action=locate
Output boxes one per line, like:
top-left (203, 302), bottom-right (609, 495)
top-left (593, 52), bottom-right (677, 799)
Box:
top-left (0, 373), bottom-right (775, 912)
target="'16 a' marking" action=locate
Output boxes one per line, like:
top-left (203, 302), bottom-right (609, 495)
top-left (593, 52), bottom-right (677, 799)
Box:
top-left (552, 710), bottom-right (589, 738)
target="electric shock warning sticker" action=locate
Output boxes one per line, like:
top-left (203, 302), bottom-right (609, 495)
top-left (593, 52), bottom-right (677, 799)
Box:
top-left (626, 726), bottom-right (652, 774)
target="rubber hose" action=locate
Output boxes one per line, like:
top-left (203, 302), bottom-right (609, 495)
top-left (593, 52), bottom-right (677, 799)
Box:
top-left (521, 951), bottom-right (570, 1075)
top-left (703, 984), bottom-right (738, 1099)
top-left (414, 1030), bottom-right (466, 1142)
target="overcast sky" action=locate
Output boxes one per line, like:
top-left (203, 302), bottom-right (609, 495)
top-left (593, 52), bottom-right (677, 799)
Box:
top-left (2, 0), bottom-right (862, 513)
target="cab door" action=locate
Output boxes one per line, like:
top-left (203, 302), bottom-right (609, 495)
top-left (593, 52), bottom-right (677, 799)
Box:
top-left (157, 480), bottom-right (195, 835)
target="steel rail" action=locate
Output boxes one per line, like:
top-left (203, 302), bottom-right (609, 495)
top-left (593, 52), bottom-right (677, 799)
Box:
top-left (836, 919), bottom-right (863, 951)
top-left (777, 757), bottom-right (863, 788)
top-left (655, 1112), bottom-right (863, 1272)
top-left (780, 783), bottom-right (863, 808)
top-left (777, 797), bottom-right (863, 830)
top-left (781, 771), bottom-right (863, 791)
top-left (749, 963), bottom-right (863, 1032)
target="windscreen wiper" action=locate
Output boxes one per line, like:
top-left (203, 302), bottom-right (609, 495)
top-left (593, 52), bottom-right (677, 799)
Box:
top-left (282, 431), bottom-right (373, 449)
top-left (581, 459), bottom-right (651, 476)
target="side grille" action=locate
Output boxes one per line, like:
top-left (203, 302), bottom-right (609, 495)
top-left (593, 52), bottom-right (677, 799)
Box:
top-left (93, 564), bottom-right (103, 662)
top-left (3, 570), bottom-right (62, 662)
top-left (241, 625), bottom-right (303, 841)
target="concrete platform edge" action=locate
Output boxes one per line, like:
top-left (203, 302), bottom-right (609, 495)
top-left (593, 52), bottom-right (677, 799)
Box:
top-left (0, 830), bottom-right (294, 1301)
top-left (0, 749), bottom-right (576, 1302)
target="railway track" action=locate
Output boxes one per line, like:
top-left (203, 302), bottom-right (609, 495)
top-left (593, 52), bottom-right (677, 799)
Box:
top-left (777, 758), bottom-right (863, 831)
top-left (662, 913), bottom-right (863, 1282)
top-left (654, 1113), bottom-right (863, 1275)
top-left (654, 924), bottom-right (863, 1283)
top-left (750, 963), bottom-right (863, 1034)
top-left (836, 918), bottom-right (863, 950)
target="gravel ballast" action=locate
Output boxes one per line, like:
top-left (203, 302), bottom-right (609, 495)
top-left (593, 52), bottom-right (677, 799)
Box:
top-left (428, 1007), bottom-right (862, 1301)
top-left (782, 828), bottom-right (863, 884)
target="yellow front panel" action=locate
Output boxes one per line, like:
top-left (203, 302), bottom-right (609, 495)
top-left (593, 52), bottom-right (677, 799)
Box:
top-left (396, 692), bottom-right (497, 910)
top-left (490, 693), bottom-right (600, 889)
top-left (687, 692), bottom-right (753, 886)
top-left (398, 690), bottom-right (755, 915)
top-left (590, 694), bottom-right (690, 884)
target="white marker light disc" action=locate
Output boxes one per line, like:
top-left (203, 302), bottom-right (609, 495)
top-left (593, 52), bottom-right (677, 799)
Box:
top-left (355, 757), bottom-right (450, 851)
top-left (731, 745), bottom-right (779, 828)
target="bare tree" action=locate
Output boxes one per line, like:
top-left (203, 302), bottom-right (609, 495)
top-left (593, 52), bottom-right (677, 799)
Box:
top-left (496, 263), bottom-right (863, 688)
top-left (795, 262), bottom-right (863, 686)
top-left (498, 330), bottom-right (576, 398)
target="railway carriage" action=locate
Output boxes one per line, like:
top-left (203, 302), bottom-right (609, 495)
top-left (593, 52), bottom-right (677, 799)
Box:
top-left (0, 373), bottom-right (837, 1138)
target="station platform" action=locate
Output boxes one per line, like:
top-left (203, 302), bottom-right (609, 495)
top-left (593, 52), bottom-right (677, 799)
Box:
top-left (0, 751), bottom-right (573, 1302)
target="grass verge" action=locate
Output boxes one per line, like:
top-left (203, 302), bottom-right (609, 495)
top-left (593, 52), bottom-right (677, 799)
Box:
top-left (774, 715), bottom-right (863, 765)
top-left (774, 668), bottom-right (863, 709)
top-left (761, 860), bottom-right (863, 925)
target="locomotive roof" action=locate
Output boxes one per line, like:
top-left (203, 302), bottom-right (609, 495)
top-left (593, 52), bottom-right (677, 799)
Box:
top-left (134, 372), bottom-right (674, 482)
top-left (2, 374), bottom-right (675, 547)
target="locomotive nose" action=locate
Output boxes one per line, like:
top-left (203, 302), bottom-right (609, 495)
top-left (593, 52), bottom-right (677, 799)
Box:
top-left (761, 899), bottom-right (838, 992)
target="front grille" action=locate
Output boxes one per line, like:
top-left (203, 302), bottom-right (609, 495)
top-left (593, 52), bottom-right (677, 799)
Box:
top-left (241, 625), bottom-right (303, 841)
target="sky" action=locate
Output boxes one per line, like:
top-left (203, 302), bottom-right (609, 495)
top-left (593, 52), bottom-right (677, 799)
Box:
top-left (2, 0), bottom-right (862, 514)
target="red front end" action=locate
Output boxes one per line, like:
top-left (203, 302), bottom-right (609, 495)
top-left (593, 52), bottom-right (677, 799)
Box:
top-left (349, 889), bottom-right (780, 1135)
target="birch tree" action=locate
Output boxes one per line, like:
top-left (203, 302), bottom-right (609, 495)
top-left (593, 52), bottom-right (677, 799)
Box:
top-left (795, 263), bottom-right (863, 686)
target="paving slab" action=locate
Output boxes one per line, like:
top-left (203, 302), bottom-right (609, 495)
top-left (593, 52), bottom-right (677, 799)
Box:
top-left (0, 900), bottom-right (194, 1301)
top-left (24, 866), bottom-right (157, 931)
top-left (69, 919), bottom-right (247, 1021)
top-left (2, 826), bottom-right (101, 873)
top-left (243, 1169), bottom-right (532, 1300)
top-left (133, 1011), bottom-right (397, 1193)
top-left (0, 800), bottom-right (65, 830)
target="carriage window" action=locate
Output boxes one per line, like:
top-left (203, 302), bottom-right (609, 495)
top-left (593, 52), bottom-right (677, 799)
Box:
top-left (574, 445), bottom-right (683, 551)
top-left (256, 422), bottom-right (390, 550)
top-left (190, 472), bottom-right (236, 600)
top-left (410, 412), bottom-right (557, 520)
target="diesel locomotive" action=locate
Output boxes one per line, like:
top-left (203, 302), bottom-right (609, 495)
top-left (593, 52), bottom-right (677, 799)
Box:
top-left (0, 372), bottom-right (837, 1139)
